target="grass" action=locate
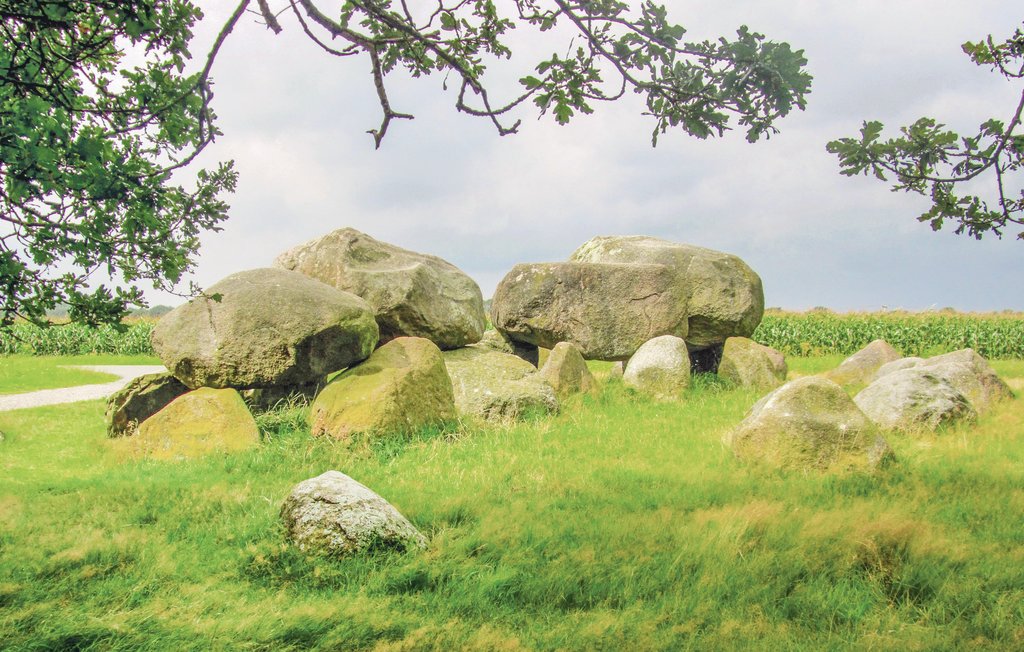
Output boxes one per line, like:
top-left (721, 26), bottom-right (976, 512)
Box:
top-left (0, 354), bottom-right (162, 395)
top-left (0, 359), bottom-right (1022, 650)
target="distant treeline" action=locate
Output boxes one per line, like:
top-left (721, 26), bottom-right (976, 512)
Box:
top-left (753, 311), bottom-right (1024, 359)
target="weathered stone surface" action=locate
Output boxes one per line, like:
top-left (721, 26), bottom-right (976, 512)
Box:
top-left (915, 349), bottom-right (1013, 414)
top-left (854, 369), bottom-right (977, 433)
top-left (132, 388), bottom-right (259, 460)
top-left (443, 346), bottom-right (558, 422)
top-left (105, 372), bottom-right (189, 437)
top-left (717, 337), bottom-right (787, 390)
top-left (475, 328), bottom-right (539, 367)
top-left (539, 342), bottom-right (597, 400)
top-left (281, 471), bottom-right (426, 558)
top-left (275, 228), bottom-right (485, 349)
top-left (824, 339), bottom-right (902, 386)
top-left (569, 235), bottom-right (764, 349)
top-left (609, 361), bottom-right (625, 381)
top-left (623, 335), bottom-right (691, 400)
top-left (873, 357), bottom-right (925, 381)
top-left (310, 337), bottom-right (456, 440)
top-left (725, 376), bottom-right (893, 471)
top-left (491, 262), bottom-right (689, 361)
top-left (152, 268), bottom-right (378, 390)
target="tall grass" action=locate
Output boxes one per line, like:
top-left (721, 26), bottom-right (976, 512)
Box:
top-left (0, 367), bottom-right (1022, 650)
top-left (754, 311), bottom-right (1024, 359)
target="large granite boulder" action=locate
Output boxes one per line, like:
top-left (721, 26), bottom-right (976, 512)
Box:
top-left (539, 342), bottom-right (597, 400)
top-left (443, 347), bottom-right (558, 422)
top-left (717, 337), bottom-right (787, 390)
top-left (569, 235), bottom-right (764, 350)
top-left (490, 262), bottom-right (689, 361)
top-left (131, 388), bottom-right (260, 460)
top-left (914, 349), bottom-right (1013, 414)
top-left (281, 471), bottom-right (427, 558)
top-left (873, 357), bottom-right (926, 381)
top-left (824, 339), bottom-right (901, 387)
top-left (623, 335), bottom-right (691, 401)
top-left (854, 369), bottom-right (977, 433)
top-left (310, 337), bottom-right (456, 440)
top-left (724, 376), bottom-right (893, 471)
top-left (275, 228), bottom-right (485, 349)
top-left (152, 268), bottom-right (378, 390)
top-left (105, 372), bottom-right (189, 437)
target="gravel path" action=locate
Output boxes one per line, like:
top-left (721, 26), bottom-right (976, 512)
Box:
top-left (0, 365), bottom-right (167, 412)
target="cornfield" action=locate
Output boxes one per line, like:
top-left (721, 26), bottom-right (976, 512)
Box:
top-left (0, 321), bottom-right (154, 356)
top-left (753, 311), bottom-right (1024, 359)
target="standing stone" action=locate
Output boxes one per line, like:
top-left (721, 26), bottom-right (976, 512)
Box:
top-left (152, 268), bottom-right (378, 390)
top-left (854, 369), bottom-right (977, 433)
top-left (717, 337), bottom-right (787, 390)
top-left (539, 342), bottom-right (597, 400)
top-left (442, 347), bottom-right (558, 422)
top-left (310, 337), bottom-right (456, 440)
top-left (623, 335), bottom-right (691, 401)
top-left (824, 339), bottom-right (902, 387)
top-left (281, 471), bottom-right (427, 557)
top-left (131, 388), bottom-right (259, 460)
top-left (725, 376), bottom-right (893, 471)
top-left (491, 262), bottom-right (689, 361)
top-left (569, 235), bottom-right (764, 350)
top-left (105, 372), bottom-right (189, 437)
top-left (275, 228), bottom-right (485, 349)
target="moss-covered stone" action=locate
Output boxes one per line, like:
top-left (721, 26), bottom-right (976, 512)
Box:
top-left (129, 388), bottom-right (259, 460)
top-left (275, 228), bottom-right (485, 349)
top-left (491, 262), bottom-right (689, 361)
top-left (539, 342), bottom-right (596, 400)
top-left (725, 376), bottom-right (893, 472)
top-left (443, 346), bottom-right (557, 422)
top-left (310, 337), bottom-right (456, 440)
top-left (105, 372), bottom-right (189, 437)
top-left (717, 337), bottom-right (787, 390)
top-left (152, 268), bottom-right (378, 389)
top-left (854, 369), bottom-right (977, 433)
top-left (623, 335), bottom-right (691, 401)
top-left (569, 235), bottom-right (764, 350)
top-left (824, 339), bottom-right (901, 387)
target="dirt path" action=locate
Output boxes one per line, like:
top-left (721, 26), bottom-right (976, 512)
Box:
top-left (0, 365), bottom-right (167, 412)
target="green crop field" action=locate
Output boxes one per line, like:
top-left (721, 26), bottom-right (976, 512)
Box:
top-left (0, 353), bottom-right (1021, 650)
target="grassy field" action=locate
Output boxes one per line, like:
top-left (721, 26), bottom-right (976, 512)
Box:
top-left (0, 358), bottom-right (1022, 650)
top-left (0, 355), bottom-right (161, 395)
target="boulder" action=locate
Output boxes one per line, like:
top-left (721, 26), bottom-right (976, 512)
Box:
top-left (569, 235), bottom-right (764, 349)
top-left (105, 372), bottom-right (189, 437)
top-left (310, 337), bottom-right (456, 440)
top-left (873, 356), bottom-right (925, 381)
top-left (131, 388), bottom-right (259, 460)
top-left (275, 228), bottom-right (485, 349)
top-left (539, 342), bottom-right (597, 400)
top-left (824, 339), bottom-right (901, 386)
top-left (475, 328), bottom-right (539, 367)
top-left (854, 369), bottom-right (977, 433)
top-left (281, 471), bottom-right (426, 557)
top-left (915, 349), bottom-right (1013, 414)
top-left (725, 376), bottom-right (893, 471)
top-left (443, 347), bottom-right (558, 422)
top-left (608, 361), bottom-right (625, 381)
top-left (717, 337), bottom-right (787, 390)
top-left (152, 268), bottom-right (378, 390)
top-left (491, 262), bottom-right (689, 361)
top-left (623, 335), bottom-right (691, 400)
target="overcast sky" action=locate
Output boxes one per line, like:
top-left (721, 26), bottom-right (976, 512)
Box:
top-left (158, 0), bottom-right (1023, 311)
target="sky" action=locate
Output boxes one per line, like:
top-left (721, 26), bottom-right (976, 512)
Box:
top-left (154, 0), bottom-right (1024, 311)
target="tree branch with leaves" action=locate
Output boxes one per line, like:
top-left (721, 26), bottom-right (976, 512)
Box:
top-left (827, 22), bottom-right (1024, 241)
top-left (1, 0), bottom-right (811, 327)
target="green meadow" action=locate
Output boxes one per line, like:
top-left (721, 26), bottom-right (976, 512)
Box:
top-left (0, 355), bottom-right (1022, 650)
